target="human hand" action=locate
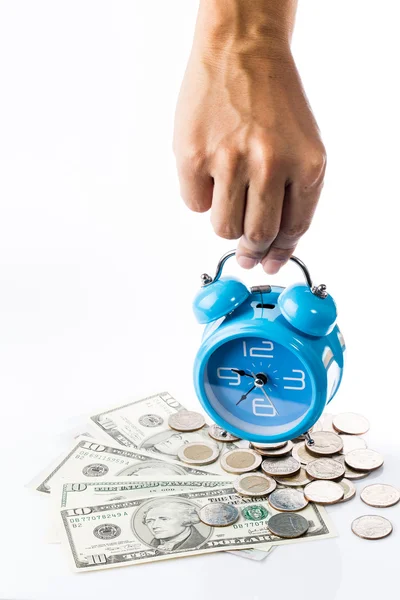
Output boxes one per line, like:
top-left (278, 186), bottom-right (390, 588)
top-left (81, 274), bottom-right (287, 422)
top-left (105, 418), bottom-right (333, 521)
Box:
top-left (173, 0), bottom-right (326, 274)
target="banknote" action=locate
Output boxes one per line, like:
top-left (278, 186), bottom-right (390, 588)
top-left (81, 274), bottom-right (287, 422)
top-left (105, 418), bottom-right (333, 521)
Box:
top-left (86, 391), bottom-right (237, 471)
top-left (59, 485), bottom-right (336, 571)
top-left (51, 477), bottom-right (271, 561)
top-left (28, 438), bottom-right (217, 494)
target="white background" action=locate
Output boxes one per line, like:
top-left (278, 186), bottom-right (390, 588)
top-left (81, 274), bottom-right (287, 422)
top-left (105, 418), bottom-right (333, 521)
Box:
top-left (0, 1), bottom-right (399, 599)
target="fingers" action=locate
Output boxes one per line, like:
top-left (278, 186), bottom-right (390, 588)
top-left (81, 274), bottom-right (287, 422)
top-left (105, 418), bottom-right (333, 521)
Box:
top-left (209, 150), bottom-right (247, 240)
top-left (176, 150), bottom-right (214, 213)
top-left (236, 168), bottom-right (285, 269)
top-left (261, 152), bottom-right (326, 274)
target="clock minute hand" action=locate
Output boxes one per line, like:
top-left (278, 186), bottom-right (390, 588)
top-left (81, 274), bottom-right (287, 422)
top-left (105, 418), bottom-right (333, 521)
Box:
top-left (236, 385), bottom-right (256, 406)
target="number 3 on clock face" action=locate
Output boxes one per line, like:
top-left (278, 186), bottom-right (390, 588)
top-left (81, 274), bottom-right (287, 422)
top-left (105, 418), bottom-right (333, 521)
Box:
top-left (203, 336), bottom-right (313, 437)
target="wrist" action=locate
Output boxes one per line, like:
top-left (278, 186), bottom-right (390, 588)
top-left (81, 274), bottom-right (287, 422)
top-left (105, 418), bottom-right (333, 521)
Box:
top-left (195, 0), bottom-right (297, 56)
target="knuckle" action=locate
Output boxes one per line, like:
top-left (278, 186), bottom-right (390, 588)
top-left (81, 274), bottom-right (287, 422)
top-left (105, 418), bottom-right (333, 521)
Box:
top-left (246, 227), bottom-right (278, 246)
top-left (214, 145), bottom-right (241, 174)
top-left (252, 142), bottom-right (285, 174)
top-left (212, 220), bottom-right (241, 240)
top-left (300, 147), bottom-right (327, 189)
top-left (176, 146), bottom-right (207, 176)
top-left (280, 221), bottom-right (311, 242)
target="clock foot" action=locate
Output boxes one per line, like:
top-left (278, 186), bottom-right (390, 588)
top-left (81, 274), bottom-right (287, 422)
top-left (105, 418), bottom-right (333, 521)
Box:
top-left (304, 431), bottom-right (315, 446)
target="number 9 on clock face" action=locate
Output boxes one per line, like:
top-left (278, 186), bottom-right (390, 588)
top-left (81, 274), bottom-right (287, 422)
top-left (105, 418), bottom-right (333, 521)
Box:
top-left (204, 336), bottom-right (313, 438)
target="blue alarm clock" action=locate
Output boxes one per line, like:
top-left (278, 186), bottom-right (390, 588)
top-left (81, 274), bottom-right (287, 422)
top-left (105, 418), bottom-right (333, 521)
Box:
top-left (193, 250), bottom-right (345, 443)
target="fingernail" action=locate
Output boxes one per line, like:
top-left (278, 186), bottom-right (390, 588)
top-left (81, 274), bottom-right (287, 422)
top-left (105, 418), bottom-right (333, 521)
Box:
top-left (264, 259), bottom-right (283, 275)
top-left (237, 255), bottom-right (258, 269)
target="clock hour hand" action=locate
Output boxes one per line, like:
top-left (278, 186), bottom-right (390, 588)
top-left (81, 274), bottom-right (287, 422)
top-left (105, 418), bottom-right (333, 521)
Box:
top-left (236, 385), bottom-right (256, 406)
top-left (231, 369), bottom-right (254, 379)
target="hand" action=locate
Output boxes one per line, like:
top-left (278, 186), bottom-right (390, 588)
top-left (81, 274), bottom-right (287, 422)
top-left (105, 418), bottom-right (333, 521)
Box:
top-left (174, 0), bottom-right (326, 274)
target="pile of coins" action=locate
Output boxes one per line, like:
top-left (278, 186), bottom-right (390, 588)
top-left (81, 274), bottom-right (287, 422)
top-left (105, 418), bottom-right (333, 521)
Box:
top-left (168, 410), bottom-right (399, 540)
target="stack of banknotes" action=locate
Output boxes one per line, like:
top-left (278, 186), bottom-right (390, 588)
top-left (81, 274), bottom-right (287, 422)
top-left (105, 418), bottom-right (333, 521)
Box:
top-left (28, 391), bottom-right (337, 571)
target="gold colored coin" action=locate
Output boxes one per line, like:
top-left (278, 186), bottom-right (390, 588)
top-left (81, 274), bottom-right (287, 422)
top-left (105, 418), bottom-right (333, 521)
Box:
top-left (221, 449), bottom-right (262, 474)
top-left (177, 442), bottom-right (219, 465)
top-left (234, 473), bottom-right (276, 497)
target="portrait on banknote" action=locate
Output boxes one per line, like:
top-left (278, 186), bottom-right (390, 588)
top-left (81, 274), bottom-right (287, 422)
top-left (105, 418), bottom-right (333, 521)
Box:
top-left (133, 498), bottom-right (211, 552)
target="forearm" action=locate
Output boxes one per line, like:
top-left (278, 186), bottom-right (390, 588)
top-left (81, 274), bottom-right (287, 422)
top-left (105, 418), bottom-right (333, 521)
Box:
top-left (193, 0), bottom-right (298, 58)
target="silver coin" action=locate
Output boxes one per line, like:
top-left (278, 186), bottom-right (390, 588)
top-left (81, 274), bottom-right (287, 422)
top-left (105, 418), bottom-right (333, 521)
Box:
top-left (234, 472), bottom-right (276, 497)
top-left (251, 441), bottom-right (294, 457)
top-left (168, 410), bottom-right (205, 432)
top-left (360, 484), bottom-right (400, 508)
top-left (306, 431), bottom-right (343, 456)
top-left (261, 456), bottom-right (301, 477)
top-left (208, 424), bottom-right (240, 442)
top-left (306, 458), bottom-right (345, 480)
top-left (199, 502), bottom-right (239, 527)
top-left (251, 441), bottom-right (288, 450)
top-left (333, 455), bottom-right (370, 480)
top-left (292, 442), bottom-right (319, 465)
top-left (274, 468), bottom-right (312, 487)
top-left (332, 412), bottom-right (370, 435)
top-left (221, 449), bottom-right (262, 474)
top-left (337, 478), bottom-right (356, 503)
top-left (345, 449), bottom-right (384, 472)
top-left (267, 513), bottom-right (309, 538)
top-left (304, 480), bottom-right (344, 504)
top-left (339, 435), bottom-right (367, 455)
top-left (351, 515), bottom-right (393, 540)
top-left (268, 488), bottom-right (309, 512)
top-left (177, 442), bottom-right (220, 465)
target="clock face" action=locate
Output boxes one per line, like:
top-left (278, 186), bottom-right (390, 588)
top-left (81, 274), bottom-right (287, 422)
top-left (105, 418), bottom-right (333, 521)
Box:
top-left (203, 336), bottom-right (314, 438)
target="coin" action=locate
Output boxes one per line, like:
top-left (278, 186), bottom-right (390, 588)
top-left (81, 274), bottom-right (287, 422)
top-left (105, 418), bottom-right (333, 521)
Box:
top-left (250, 441), bottom-right (288, 450)
top-left (199, 502), bottom-right (239, 527)
top-left (261, 456), bottom-right (301, 477)
top-left (345, 449), bottom-right (384, 471)
top-left (168, 410), bottom-right (205, 432)
top-left (360, 484), bottom-right (400, 508)
top-left (251, 441), bottom-right (294, 457)
top-left (339, 435), bottom-right (367, 455)
top-left (292, 442), bottom-right (319, 465)
top-left (234, 473), bottom-right (276, 497)
top-left (332, 412), bottom-right (370, 435)
top-left (304, 480), bottom-right (344, 504)
top-left (221, 449), bottom-right (262, 474)
top-left (268, 488), bottom-right (309, 512)
top-left (274, 468), bottom-right (312, 487)
top-left (351, 515), bottom-right (393, 540)
top-left (306, 458), bottom-right (345, 480)
top-left (306, 431), bottom-right (343, 456)
top-left (177, 442), bottom-right (219, 465)
top-left (208, 424), bottom-right (240, 442)
top-left (333, 455), bottom-right (370, 480)
top-left (337, 478), bottom-right (356, 503)
top-left (267, 513), bottom-right (309, 538)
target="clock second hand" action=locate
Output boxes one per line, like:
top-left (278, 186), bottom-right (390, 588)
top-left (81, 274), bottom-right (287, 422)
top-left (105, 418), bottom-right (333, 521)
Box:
top-left (250, 371), bottom-right (280, 416)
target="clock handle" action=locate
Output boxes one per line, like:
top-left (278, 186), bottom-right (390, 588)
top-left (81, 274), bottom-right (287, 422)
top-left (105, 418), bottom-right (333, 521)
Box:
top-left (202, 249), bottom-right (316, 291)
